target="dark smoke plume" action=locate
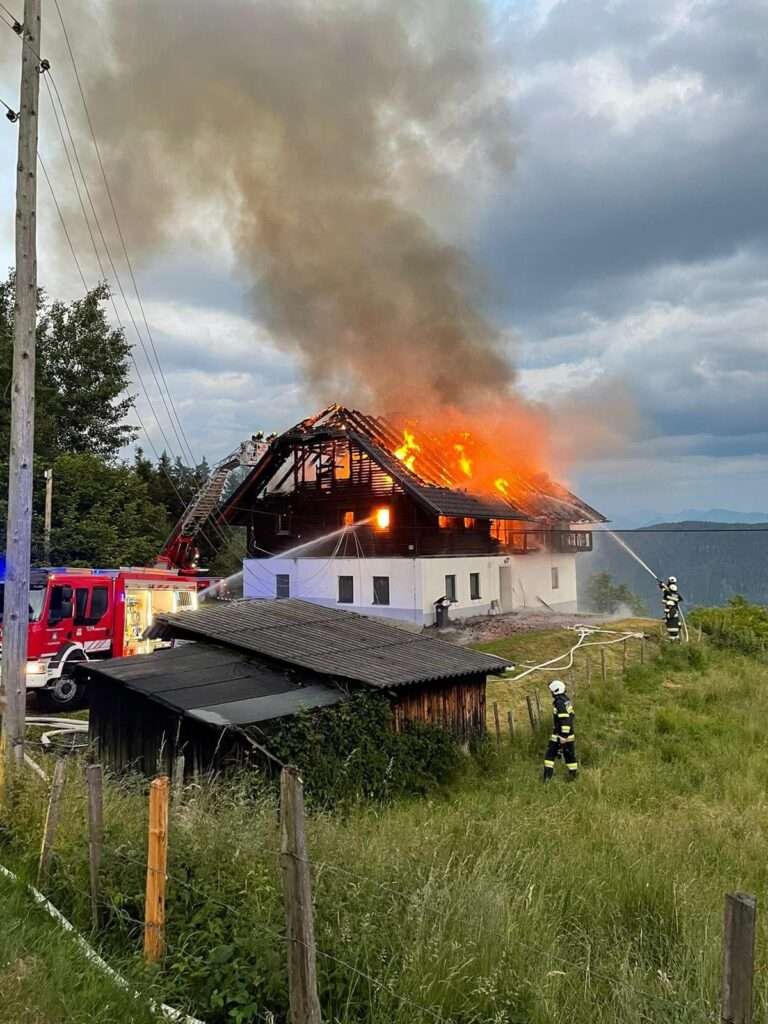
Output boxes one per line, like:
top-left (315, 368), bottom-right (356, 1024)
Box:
top-left (72, 0), bottom-right (519, 413)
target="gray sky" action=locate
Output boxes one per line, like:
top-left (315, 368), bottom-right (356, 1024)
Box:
top-left (0, 0), bottom-right (766, 520)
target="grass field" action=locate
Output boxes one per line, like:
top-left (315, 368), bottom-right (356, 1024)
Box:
top-left (3, 624), bottom-right (768, 1023)
top-left (0, 872), bottom-right (159, 1023)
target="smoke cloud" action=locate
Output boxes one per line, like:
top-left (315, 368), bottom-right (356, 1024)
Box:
top-left (69, 0), bottom-right (521, 414)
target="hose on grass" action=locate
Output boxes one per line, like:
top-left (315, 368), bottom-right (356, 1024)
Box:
top-left (0, 862), bottom-right (206, 1024)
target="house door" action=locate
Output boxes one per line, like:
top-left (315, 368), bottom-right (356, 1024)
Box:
top-left (499, 566), bottom-right (514, 612)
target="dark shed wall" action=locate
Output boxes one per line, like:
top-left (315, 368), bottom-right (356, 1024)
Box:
top-left (88, 679), bottom-right (245, 777)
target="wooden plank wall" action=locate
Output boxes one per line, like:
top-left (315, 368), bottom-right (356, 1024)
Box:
top-left (391, 674), bottom-right (486, 742)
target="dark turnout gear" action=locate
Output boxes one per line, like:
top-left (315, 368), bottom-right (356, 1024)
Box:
top-left (658, 578), bottom-right (683, 641)
top-left (543, 691), bottom-right (578, 781)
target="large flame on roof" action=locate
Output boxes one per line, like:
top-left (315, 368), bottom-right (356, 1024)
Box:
top-left (390, 402), bottom-right (562, 508)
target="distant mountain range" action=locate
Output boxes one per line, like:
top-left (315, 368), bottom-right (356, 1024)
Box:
top-left (578, 520), bottom-right (768, 610)
top-left (604, 509), bottom-right (768, 529)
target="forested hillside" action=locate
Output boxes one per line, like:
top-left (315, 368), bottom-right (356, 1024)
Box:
top-left (578, 523), bottom-right (768, 609)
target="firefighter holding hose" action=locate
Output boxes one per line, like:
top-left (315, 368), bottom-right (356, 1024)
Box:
top-left (543, 680), bottom-right (578, 782)
top-left (658, 576), bottom-right (683, 641)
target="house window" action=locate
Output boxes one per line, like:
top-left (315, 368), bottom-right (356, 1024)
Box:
top-left (470, 572), bottom-right (481, 600)
top-left (463, 517), bottom-right (476, 530)
top-left (438, 515), bottom-right (459, 529)
top-left (338, 576), bottom-right (354, 604)
top-left (341, 510), bottom-right (354, 526)
top-left (372, 576), bottom-right (390, 606)
top-left (276, 514), bottom-right (291, 535)
top-left (276, 574), bottom-right (290, 599)
top-left (551, 567), bottom-right (560, 590)
top-left (445, 574), bottom-right (457, 603)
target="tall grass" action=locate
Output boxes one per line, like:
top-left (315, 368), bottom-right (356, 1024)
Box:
top-left (3, 631), bottom-right (768, 1023)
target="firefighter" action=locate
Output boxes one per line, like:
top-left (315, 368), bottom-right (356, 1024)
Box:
top-left (658, 576), bottom-right (683, 641)
top-left (543, 680), bottom-right (577, 782)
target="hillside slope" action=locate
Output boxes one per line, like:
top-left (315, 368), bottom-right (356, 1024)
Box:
top-left (3, 628), bottom-right (768, 1023)
top-left (578, 522), bottom-right (768, 608)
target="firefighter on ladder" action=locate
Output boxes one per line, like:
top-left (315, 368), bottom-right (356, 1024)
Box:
top-left (543, 680), bottom-right (578, 782)
top-left (658, 576), bottom-right (683, 641)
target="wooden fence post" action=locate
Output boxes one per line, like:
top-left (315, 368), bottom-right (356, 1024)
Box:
top-left (492, 703), bottom-right (501, 748)
top-left (640, 637), bottom-right (645, 664)
top-left (144, 776), bottom-right (169, 963)
top-left (721, 892), bottom-right (756, 1024)
top-left (601, 648), bottom-right (607, 682)
top-left (86, 764), bottom-right (103, 932)
top-left (507, 710), bottom-right (515, 741)
top-left (37, 759), bottom-right (66, 887)
top-left (280, 766), bottom-right (322, 1024)
top-left (172, 753), bottom-right (185, 803)
top-left (526, 695), bottom-right (538, 732)
top-left (534, 690), bottom-right (542, 722)
top-left (622, 640), bottom-right (628, 672)
top-left (586, 654), bottom-right (592, 685)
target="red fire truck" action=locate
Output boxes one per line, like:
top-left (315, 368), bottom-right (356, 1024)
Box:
top-left (0, 566), bottom-right (202, 710)
top-left (0, 436), bottom-right (271, 711)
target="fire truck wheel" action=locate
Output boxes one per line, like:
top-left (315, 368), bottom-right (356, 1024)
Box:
top-left (38, 673), bottom-right (87, 712)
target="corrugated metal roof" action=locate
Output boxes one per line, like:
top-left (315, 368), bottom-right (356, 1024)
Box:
top-left (150, 599), bottom-right (510, 687)
top-left (77, 643), bottom-right (346, 725)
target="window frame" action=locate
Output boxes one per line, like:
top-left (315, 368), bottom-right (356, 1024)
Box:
top-left (275, 574), bottom-right (291, 599)
top-left (551, 566), bottom-right (560, 591)
top-left (372, 576), bottom-right (390, 606)
top-left (338, 575), bottom-right (354, 604)
top-left (444, 574), bottom-right (457, 603)
top-left (469, 572), bottom-right (481, 600)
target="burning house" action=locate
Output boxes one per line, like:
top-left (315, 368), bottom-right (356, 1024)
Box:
top-left (222, 405), bottom-right (606, 625)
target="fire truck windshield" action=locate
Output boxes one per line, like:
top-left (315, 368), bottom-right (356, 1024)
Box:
top-left (0, 584), bottom-right (46, 622)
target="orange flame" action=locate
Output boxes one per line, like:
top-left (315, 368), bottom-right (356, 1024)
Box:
top-left (394, 429), bottom-right (420, 471)
top-left (453, 443), bottom-right (473, 478)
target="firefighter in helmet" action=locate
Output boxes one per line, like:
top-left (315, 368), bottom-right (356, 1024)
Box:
top-left (543, 680), bottom-right (578, 782)
top-left (658, 575), bottom-right (683, 641)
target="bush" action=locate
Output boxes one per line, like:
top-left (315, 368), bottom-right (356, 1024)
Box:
top-left (689, 597), bottom-right (768, 655)
top-left (266, 692), bottom-right (462, 807)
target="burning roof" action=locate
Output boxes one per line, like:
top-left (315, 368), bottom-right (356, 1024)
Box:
top-left (224, 405), bottom-right (606, 525)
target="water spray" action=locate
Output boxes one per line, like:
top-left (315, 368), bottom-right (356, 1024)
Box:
top-left (603, 530), bottom-right (660, 581)
top-left (199, 518), bottom-right (373, 600)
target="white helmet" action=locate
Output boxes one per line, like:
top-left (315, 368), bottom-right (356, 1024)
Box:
top-left (549, 680), bottom-right (566, 696)
top-left (668, 576), bottom-right (677, 584)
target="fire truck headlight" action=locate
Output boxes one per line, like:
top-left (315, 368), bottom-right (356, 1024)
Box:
top-left (26, 660), bottom-right (46, 676)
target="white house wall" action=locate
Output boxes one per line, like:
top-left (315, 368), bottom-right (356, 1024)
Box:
top-left (243, 550), bottom-right (577, 625)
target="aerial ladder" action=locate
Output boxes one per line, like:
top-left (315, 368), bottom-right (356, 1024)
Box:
top-left (154, 435), bottom-right (271, 573)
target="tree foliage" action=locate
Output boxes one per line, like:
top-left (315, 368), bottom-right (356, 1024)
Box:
top-left (0, 274), bottom-right (136, 461)
top-left (584, 572), bottom-right (647, 616)
top-left (0, 272), bottom-right (240, 570)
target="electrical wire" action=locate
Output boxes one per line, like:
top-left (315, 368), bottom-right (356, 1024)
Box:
top-left (2, 12), bottom-right (234, 558)
top-left (37, 151), bottom-right (88, 290)
top-left (50, 0), bottom-right (201, 476)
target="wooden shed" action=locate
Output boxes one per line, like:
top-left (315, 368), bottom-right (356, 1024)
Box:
top-left (77, 598), bottom-right (509, 776)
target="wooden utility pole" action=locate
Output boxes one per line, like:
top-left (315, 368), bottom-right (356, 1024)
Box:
top-left (43, 467), bottom-right (53, 562)
top-left (721, 892), bottom-right (756, 1024)
top-left (2, 0), bottom-right (42, 777)
top-left (280, 766), bottom-right (322, 1024)
top-left (144, 776), bottom-right (169, 963)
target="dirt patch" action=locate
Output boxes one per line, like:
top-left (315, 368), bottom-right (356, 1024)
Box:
top-left (431, 610), bottom-right (604, 646)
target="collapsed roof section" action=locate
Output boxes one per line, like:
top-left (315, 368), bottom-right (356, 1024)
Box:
top-left (222, 404), bottom-right (606, 526)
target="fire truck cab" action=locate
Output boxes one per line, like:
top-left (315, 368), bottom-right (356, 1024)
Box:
top-left (0, 567), bottom-right (200, 711)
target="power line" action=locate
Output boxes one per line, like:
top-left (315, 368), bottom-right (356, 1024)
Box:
top-left (37, 151), bottom-right (88, 290)
top-left (50, 0), bottom-right (201, 475)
